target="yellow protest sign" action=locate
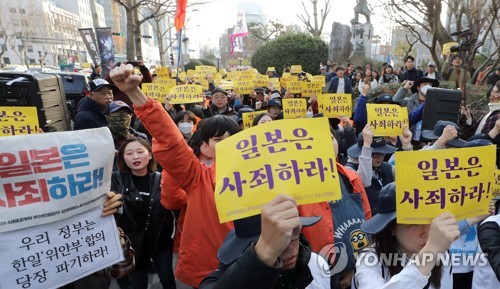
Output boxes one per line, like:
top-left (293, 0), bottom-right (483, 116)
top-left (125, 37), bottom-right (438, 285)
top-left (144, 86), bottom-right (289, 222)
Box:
top-left (235, 70), bottom-right (256, 81)
top-left (0, 107), bottom-right (39, 136)
top-left (81, 63), bottom-right (91, 68)
top-left (312, 75), bottom-right (326, 86)
top-left (242, 111), bottom-right (262, 130)
top-left (168, 85), bottom-right (203, 104)
top-left (287, 80), bottom-right (303, 94)
top-left (290, 65), bottom-right (302, 74)
top-left (195, 65), bottom-right (217, 76)
top-left (253, 74), bottom-right (270, 87)
top-left (155, 67), bottom-right (170, 78)
top-left (142, 83), bottom-right (170, 103)
top-left (220, 68), bottom-right (227, 75)
top-left (177, 72), bottom-right (186, 82)
top-left (366, 104), bottom-right (409, 136)
top-left (215, 117), bottom-right (341, 222)
top-left (267, 67), bottom-right (276, 72)
top-left (395, 145), bottom-right (496, 224)
top-left (318, 94), bottom-right (352, 118)
top-left (194, 79), bottom-right (210, 90)
top-left (442, 42), bottom-right (458, 55)
top-left (301, 81), bottom-right (323, 97)
top-left (186, 69), bottom-right (196, 76)
top-left (226, 71), bottom-right (237, 80)
top-left (234, 80), bottom-right (254, 95)
top-left (493, 170), bottom-right (500, 200)
top-left (155, 78), bottom-right (177, 88)
top-left (305, 73), bottom-right (313, 80)
top-left (283, 98), bottom-right (307, 119)
top-left (269, 78), bottom-right (281, 90)
top-left (282, 72), bottom-right (291, 78)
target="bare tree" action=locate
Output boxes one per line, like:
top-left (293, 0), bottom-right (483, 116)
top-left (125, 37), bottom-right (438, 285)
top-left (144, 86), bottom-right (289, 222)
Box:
top-left (297, 0), bottom-right (332, 38)
top-left (0, 19), bottom-right (10, 67)
top-left (248, 20), bottom-right (286, 42)
top-left (145, 1), bottom-right (176, 66)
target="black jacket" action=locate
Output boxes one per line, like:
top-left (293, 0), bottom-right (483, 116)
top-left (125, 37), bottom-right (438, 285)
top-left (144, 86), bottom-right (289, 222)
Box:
top-left (73, 97), bottom-right (108, 130)
top-left (200, 237), bottom-right (316, 289)
top-left (399, 68), bottom-right (424, 82)
top-left (112, 171), bottom-right (174, 265)
top-left (203, 104), bottom-right (238, 122)
top-left (478, 216), bottom-right (500, 281)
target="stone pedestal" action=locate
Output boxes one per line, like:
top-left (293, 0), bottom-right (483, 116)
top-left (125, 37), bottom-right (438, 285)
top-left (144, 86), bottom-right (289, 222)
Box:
top-left (329, 22), bottom-right (353, 63)
top-left (350, 23), bottom-right (374, 58)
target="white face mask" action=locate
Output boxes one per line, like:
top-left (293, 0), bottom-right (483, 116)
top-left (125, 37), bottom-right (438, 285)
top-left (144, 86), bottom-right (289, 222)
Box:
top-left (306, 111), bottom-right (314, 118)
top-left (178, 122), bottom-right (194, 134)
top-left (419, 84), bottom-right (431, 96)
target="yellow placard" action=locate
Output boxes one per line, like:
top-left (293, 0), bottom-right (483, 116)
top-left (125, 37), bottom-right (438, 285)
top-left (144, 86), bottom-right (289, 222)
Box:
top-left (395, 146), bottom-right (496, 224)
top-left (0, 107), bottom-right (39, 136)
top-left (318, 94), bottom-right (352, 118)
top-left (493, 170), bottom-right (500, 200)
top-left (282, 98), bottom-right (307, 119)
top-left (186, 69), bottom-right (196, 76)
top-left (253, 74), bottom-right (270, 88)
top-left (290, 65), bottom-right (302, 74)
top-left (267, 67), bottom-right (276, 72)
top-left (219, 68), bottom-right (227, 75)
top-left (235, 70), bottom-right (256, 81)
top-left (226, 71), bottom-right (237, 81)
top-left (242, 111), bottom-right (262, 130)
top-left (269, 78), bottom-right (281, 90)
top-left (155, 78), bottom-right (177, 88)
top-left (215, 117), bottom-right (341, 223)
top-left (305, 73), bottom-right (313, 80)
top-left (177, 72), bottom-right (186, 82)
top-left (195, 65), bottom-right (217, 76)
top-left (168, 85), bottom-right (203, 104)
top-left (282, 72), bottom-right (291, 78)
top-left (301, 81), bottom-right (323, 97)
top-left (234, 80), bottom-right (254, 95)
top-left (194, 79), bottom-right (210, 90)
top-left (287, 80), bottom-right (303, 94)
top-left (142, 83), bottom-right (170, 103)
top-left (155, 67), bottom-right (170, 78)
top-left (442, 42), bottom-right (458, 55)
top-left (312, 75), bottom-right (326, 86)
top-left (366, 104), bottom-right (409, 136)
top-left (81, 63), bottom-right (91, 68)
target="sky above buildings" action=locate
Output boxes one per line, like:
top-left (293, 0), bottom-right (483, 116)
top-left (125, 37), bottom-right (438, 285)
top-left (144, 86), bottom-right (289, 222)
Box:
top-left (186, 0), bottom-right (390, 52)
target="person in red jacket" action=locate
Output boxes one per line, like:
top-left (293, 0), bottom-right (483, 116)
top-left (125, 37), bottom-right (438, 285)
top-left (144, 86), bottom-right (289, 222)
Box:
top-left (109, 64), bottom-right (240, 288)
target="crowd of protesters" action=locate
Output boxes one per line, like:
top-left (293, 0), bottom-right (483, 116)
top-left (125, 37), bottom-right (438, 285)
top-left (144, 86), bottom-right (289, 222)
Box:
top-left (52, 55), bottom-right (500, 289)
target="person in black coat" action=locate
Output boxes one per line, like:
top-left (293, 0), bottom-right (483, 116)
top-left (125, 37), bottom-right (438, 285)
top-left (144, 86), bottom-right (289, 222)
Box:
top-left (327, 66), bottom-right (353, 94)
top-left (73, 79), bottom-right (114, 130)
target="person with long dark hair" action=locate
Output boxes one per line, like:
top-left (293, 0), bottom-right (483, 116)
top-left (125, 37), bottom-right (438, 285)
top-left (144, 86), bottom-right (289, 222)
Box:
top-left (113, 138), bottom-right (176, 289)
top-left (353, 182), bottom-right (457, 289)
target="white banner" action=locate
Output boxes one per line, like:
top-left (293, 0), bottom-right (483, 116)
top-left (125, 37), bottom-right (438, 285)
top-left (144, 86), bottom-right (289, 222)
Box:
top-left (0, 207), bottom-right (123, 289)
top-left (0, 127), bottom-right (114, 233)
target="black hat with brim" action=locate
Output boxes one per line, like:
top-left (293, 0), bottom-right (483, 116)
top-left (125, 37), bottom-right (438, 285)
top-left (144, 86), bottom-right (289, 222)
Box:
top-left (361, 182), bottom-right (397, 235)
top-left (217, 215), bottom-right (321, 265)
top-left (420, 120), bottom-right (466, 148)
top-left (411, 76), bottom-right (439, 93)
top-left (347, 134), bottom-right (397, 158)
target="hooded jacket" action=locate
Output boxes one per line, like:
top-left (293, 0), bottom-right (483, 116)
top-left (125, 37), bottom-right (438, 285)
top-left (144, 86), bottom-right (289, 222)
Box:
top-left (73, 97), bottom-right (108, 130)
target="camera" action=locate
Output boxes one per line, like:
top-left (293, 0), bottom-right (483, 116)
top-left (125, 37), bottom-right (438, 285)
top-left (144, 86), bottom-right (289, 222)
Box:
top-left (449, 28), bottom-right (474, 53)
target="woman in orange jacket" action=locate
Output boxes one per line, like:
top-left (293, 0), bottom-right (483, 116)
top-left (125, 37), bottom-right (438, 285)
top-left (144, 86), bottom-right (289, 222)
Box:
top-left (109, 65), bottom-right (240, 288)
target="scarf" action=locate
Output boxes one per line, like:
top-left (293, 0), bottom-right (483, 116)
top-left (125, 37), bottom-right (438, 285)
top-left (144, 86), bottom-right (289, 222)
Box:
top-left (475, 102), bottom-right (500, 134)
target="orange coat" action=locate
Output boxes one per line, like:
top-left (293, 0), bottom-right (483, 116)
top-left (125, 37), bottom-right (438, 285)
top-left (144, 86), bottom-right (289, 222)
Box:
top-left (135, 99), bottom-right (233, 287)
top-left (160, 170), bottom-right (187, 253)
top-left (299, 163), bottom-right (372, 253)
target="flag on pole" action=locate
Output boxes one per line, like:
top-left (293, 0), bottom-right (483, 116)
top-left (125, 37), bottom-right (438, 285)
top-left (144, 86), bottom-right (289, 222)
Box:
top-left (229, 11), bottom-right (249, 55)
top-left (175, 0), bottom-right (188, 32)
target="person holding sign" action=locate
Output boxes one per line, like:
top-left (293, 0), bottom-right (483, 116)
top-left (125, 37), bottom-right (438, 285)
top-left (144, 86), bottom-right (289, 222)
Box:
top-left (109, 64), bottom-right (240, 288)
top-left (199, 194), bottom-right (329, 289)
top-left (353, 182), bottom-right (458, 289)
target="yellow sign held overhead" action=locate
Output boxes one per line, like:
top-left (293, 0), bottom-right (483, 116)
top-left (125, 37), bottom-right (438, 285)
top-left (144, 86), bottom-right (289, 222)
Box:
top-left (142, 83), bottom-right (171, 103)
top-left (318, 94), bottom-right (352, 118)
top-left (0, 107), bottom-right (39, 136)
top-left (195, 65), bottom-right (217, 76)
top-left (442, 42), bottom-right (459, 55)
top-left (215, 117), bottom-right (341, 223)
top-left (396, 146), bottom-right (496, 224)
top-left (269, 78), bottom-right (281, 91)
top-left (282, 98), bottom-right (307, 119)
top-left (253, 74), bottom-right (270, 88)
top-left (168, 85), bottom-right (203, 104)
top-left (301, 81), bottom-right (323, 97)
top-left (287, 80), bottom-right (303, 94)
top-left (267, 67), bottom-right (276, 72)
top-left (155, 78), bottom-right (177, 88)
top-left (290, 65), bottom-right (302, 74)
top-left (155, 67), bottom-right (170, 78)
top-left (234, 80), bottom-right (254, 95)
top-left (366, 104), bottom-right (409, 136)
top-left (311, 75), bottom-right (326, 86)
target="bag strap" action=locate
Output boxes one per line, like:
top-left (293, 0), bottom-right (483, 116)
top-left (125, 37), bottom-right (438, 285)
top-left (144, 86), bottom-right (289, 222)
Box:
top-left (145, 172), bottom-right (161, 231)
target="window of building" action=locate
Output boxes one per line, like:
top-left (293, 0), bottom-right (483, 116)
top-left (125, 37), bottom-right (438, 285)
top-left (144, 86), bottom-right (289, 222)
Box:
top-left (1, 44), bottom-right (7, 51)
top-left (29, 58), bottom-right (36, 65)
top-left (19, 9), bottom-right (26, 14)
top-left (27, 46), bottom-right (33, 53)
top-left (3, 57), bottom-right (11, 64)
top-left (18, 45), bottom-right (23, 51)
top-left (10, 8), bottom-right (16, 13)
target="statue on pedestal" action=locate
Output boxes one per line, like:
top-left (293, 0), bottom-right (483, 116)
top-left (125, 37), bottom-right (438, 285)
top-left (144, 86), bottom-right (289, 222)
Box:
top-left (352, 0), bottom-right (371, 24)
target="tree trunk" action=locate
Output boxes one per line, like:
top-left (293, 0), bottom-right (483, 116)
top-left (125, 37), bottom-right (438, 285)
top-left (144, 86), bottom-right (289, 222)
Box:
top-left (125, 7), bottom-right (136, 60)
top-left (134, 8), bottom-right (143, 61)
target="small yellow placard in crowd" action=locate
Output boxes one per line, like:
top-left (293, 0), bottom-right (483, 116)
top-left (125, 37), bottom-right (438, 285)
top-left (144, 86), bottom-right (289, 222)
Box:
top-left (234, 80), bottom-right (254, 95)
top-left (155, 78), bottom-right (177, 88)
top-left (168, 85), bottom-right (203, 104)
top-left (242, 111), bottom-right (263, 130)
top-left (155, 67), bottom-right (170, 78)
top-left (301, 81), bottom-right (323, 97)
top-left (317, 94), bottom-right (352, 118)
top-left (493, 170), bottom-right (500, 200)
top-left (142, 83), bottom-right (170, 103)
top-left (282, 98), bottom-right (307, 119)
top-left (195, 65), bottom-right (217, 76)
top-left (366, 104), bottom-right (409, 136)
top-left (287, 81), bottom-right (303, 94)
top-left (442, 42), bottom-right (459, 55)
top-left (269, 78), bottom-right (281, 90)
top-left (290, 65), bottom-right (302, 74)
